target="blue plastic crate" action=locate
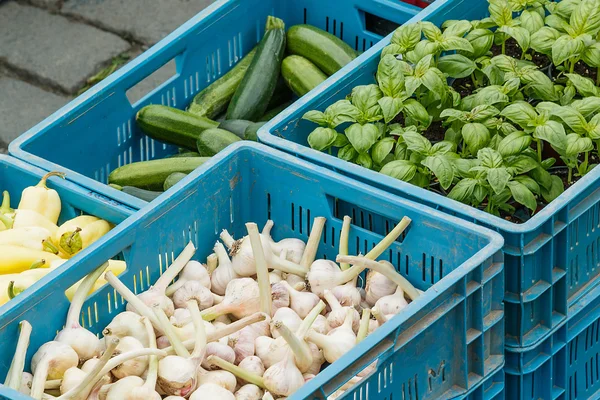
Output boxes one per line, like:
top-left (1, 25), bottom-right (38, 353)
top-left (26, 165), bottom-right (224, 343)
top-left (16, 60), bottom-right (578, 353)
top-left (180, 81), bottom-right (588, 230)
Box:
top-left (0, 155), bottom-right (133, 313)
top-left (505, 279), bottom-right (600, 400)
top-left (465, 367), bottom-right (505, 400)
top-left (258, 0), bottom-right (600, 350)
top-left (0, 143), bottom-right (504, 399)
top-left (9, 0), bottom-right (424, 211)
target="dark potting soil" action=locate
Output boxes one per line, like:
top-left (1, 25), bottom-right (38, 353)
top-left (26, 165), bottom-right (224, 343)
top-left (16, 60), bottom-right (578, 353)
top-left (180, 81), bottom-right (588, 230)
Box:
top-left (532, 52), bottom-right (551, 70)
top-left (490, 38), bottom-right (523, 59)
top-left (451, 78), bottom-right (475, 97)
top-left (423, 120), bottom-right (445, 143)
top-left (573, 61), bottom-right (598, 82)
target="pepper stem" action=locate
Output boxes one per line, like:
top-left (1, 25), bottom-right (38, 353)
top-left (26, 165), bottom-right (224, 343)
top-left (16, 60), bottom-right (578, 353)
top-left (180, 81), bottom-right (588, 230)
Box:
top-left (0, 213), bottom-right (14, 229)
top-left (300, 217), bottom-right (326, 269)
top-left (37, 171), bottom-right (66, 189)
top-left (30, 259), bottom-right (47, 269)
top-left (207, 355), bottom-right (265, 388)
top-left (1, 191), bottom-right (12, 214)
top-left (42, 240), bottom-right (59, 255)
top-left (246, 223), bottom-right (272, 316)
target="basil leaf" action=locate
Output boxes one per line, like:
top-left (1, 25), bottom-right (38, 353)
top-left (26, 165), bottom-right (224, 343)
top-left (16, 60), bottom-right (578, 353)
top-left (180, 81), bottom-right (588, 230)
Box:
top-left (552, 0), bottom-right (580, 19)
top-left (541, 158), bottom-right (556, 169)
top-left (491, 55), bottom-right (518, 72)
top-left (470, 105), bottom-right (500, 121)
top-left (482, 65), bottom-right (505, 86)
top-left (423, 155), bottom-right (455, 190)
top-left (422, 69), bottom-right (447, 100)
top-left (478, 148), bottom-right (504, 168)
top-left (372, 137), bottom-right (396, 165)
top-left (552, 35), bottom-right (585, 65)
top-left (405, 40), bottom-right (438, 64)
top-left (332, 132), bottom-right (349, 148)
top-left (302, 110), bottom-right (328, 126)
top-left (583, 42), bottom-right (600, 67)
top-left (402, 131), bottom-right (432, 154)
top-left (534, 121), bottom-right (567, 149)
top-left (380, 160), bottom-right (417, 181)
top-left (487, 167), bottom-right (512, 194)
top-left (356, 153), bottom-right (373, 170)
top-left (403, 99), bottom-right (432, 128)
top-left (475, 86), bottom-right (510, 105)
top-left (440, 108), bottom-right (467, 122)
top-left (498, 131), bottom-right (532, 157)
top-left (394, 142), bottom-right (409, 160)
top-left (351, 85), bottom-right (383, 118)
top-left (454, 158), bottom-right (479, 178)
top-left (448, 178), bottom-right (478, 202)
top-left (377, 55), bottom-right (406, 98)
top-left (541, 175), bottom-right (565, 203)
top-left (415, 54), bottom-right (434, 77)
top-left (530, 27), bottom-right (561, 55)
top-left (464, 29), bottom-right (494, 58)
top-left (507, 181), bottom-right (538, 212)
top-left (570, 97), bottom-right (600, 118)
top-left (307, 127), bottom-right (338, 151)
top-left (545, 14), bottom-right (571, 33)
top-left (520, 9), bottom-right (545, 34)
top-left (551, 106), bottom-right (587, 134)
top-left (505, 154), bottom-right (539, 175)
top-left (463, 123), bottom-right (491, 155)
top-left (378, 97), bottom-right (404, 124)
top-left (390, 23), bottom-right (422, 53)
top-left (489, 0), bottom-right (514, 27)
top-left (420, 21), bottom-right (443, 41)
top-left (409, 172), bottom-right (431, 188)
top-left (500, 102), bottom-right (537, 128)
top-left (566, 73), bottom-right (600, 97)
top-left (324, 100), bottom-right (361, 127)
top-left (431, 141), bottom-right (456, 155)
top-left (562, 84), bottom-right (577, 105)
top-left (499, 26), bottom-right (531, 52)
top-left (345, 123), bottom-right (379, 154)
top-left (438, 54), bottom-right (477, 78)
top-left (514, 175), bottom-right (541, 194)
top-left (587, 114), bottom-right (600, 139)
top-left (405, 76), bottom-right (423, 98)
top-left (570, 0), bottom-right (600, 36)
top-left (338, 144), bottom-right (358, 162)
top-left (382, 44), bottom-right (403, 57)
top-left (565, 133), bottom-right (594, 156)
top-left (443, 20), bottom-right (473, 37)
top-left (441, 37), bottom-right (475, 53)
top-left (529, 165), bottom-right (553, 190)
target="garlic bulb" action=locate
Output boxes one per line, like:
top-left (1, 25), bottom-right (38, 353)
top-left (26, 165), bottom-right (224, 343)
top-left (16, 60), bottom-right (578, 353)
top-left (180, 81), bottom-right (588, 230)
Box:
top-left (374, 286), bottom-right (408, 316)
top-left (263, 350), bottom-right (304, 397)
top-left (306, 309), bottom-right (357, 363)
top-left (365, 262), bottom-right (397, 306)
top-left (172, 280), bottom-right (214, 310)
top-left (201, 278), bottom-right (260, 321)
top-left (201, 342), bottom-right (236, 370)
top-left (269, 270), bottom-right (283, 284)
top-left (197, 370), bottom-right (237, 392)
top-left (312, 315), bottom-right (330, 335)
top-left (229, 326), bottom-right (257, 364)
top-left (59, 367), bottom-right (86, 394)
top-left (170, 308), bottom-right (191, 326)
top-left (211, 241), bottom-right (240, 296)
top-left (261, 220), bottom-right (306, 264)
top-left (331, 283), bottom-right (362, 308)
top-left (323, 290), bottom-right (360, 332)
top-left (111, 336), bottom-right (149, 379)
top-left (305, 343), bottom-right (325, 376)
top-left (103, 312), bottom-right (149, 347)
top-left (190, 383), bottom-right (235, 400)
top-left (238, 356), bottom-right (265, 380)
top-left (271, 282), bottom-right (290, 314)
top-left (235, 384), bottom-right (264, 400)
top-left (280, 281), bottom-right (320, 319)
top-left (285, 273), bottom-right (306, 287)
top-left (270, 308), bottom-right (301, 339)
top-left (165, 260), bottom-right (211, 296)
top-left (30, 341), bottom-right (79, 398)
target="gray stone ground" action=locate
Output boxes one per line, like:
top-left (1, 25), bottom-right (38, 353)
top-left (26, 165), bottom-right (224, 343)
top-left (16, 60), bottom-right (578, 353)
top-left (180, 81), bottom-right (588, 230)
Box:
top-left (0, 0), bottom-right (215, 152)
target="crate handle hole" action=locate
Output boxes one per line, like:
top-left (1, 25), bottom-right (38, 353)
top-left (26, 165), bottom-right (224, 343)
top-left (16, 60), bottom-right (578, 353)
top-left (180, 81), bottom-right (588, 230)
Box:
top-left (126, 58), bottom-right (178, 106)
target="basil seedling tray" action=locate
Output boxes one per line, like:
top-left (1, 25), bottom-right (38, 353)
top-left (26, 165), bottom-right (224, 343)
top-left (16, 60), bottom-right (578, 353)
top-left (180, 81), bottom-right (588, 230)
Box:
top-left (258, 0), bottom-right (600, 349)
top-left (9, 0), bottom-right (423, 211)
top-left (0, 143), bottom-right (504, 399)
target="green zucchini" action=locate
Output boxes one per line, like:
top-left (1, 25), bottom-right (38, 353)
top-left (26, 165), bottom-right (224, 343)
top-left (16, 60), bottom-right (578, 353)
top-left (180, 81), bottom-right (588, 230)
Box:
top-left (281, 55), bottom-right (327, 97)
top-left (267, 76), bottom-right (294, 110)
top-left (218, 119), bottom-right (253, 139)
top-left (259, 101), bottom-right (293, 122)
top-left (121, 186), bottom-right (163, 202)
top-left (137, 105), bottom-right (219, 151)
top-left (226, 16), bottom-right (286, 121)
top-left (287, 25), bottom-right (357, 76)
top-left (108, 157), bottom-right (210, 191)
top-left (169, 152), bottom-right (202, 158)
top-left (197, 128), bottom-right (242, 156)
top-left (163, 172), bottom-right (188, 191)
top-left (244, 122), bottom-right (266, 141)
top-left (188, 48), bottom-right (257, 119)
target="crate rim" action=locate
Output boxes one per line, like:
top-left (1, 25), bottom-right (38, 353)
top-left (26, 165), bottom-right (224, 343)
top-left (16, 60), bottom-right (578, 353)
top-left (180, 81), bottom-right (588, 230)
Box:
top-left (8, 0), bottom-right (423, 211)
top-left (257, 0), bottom-right (597, 234)
top-left (0, 142), bottom-right (504, 400)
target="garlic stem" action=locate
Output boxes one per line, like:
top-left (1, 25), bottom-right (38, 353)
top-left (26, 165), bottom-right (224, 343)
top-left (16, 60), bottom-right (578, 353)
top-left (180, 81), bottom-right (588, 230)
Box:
top-left (269, 257), bottom-right (307, 277)
top-left (336, 255), bottom-right (419, 300)
top-left (96, 348), bottom-right (167, 380)
top-left (153, 242), bottom-right (196, 292)
top-left (187, 300), bottom-right (206, 359)
top-left (105, 271), bottom-right (161, 328)
top-left (273, 321), bottom-right (311, 371)
top-left (45, 379), bottom-right (62, 390)
top-left (56, 338), bottom-right (118, 400)
top-left (207, 253), bottom-right (218, 274)
top-left (357, 309), bottom-right (371, 343)
top-left (143, 317), bottom-right (158, 390)
top-left (165, 280), bottom-right (185, 297)
top-left (206, 356), bottom-right (266, 389)
top-left (296, 301), bottom-right (326, 339)
top-left (262, 220), bottom-right (274, 237)
top-left (220, 230), bottom-right (235, 249)
top-left (300, 217), bottom-right (326, 270)
top-left (371, 307), bottom-right (387, 325)
top-left (5, 320), bottom-right (32, 390)
top-left (246, 223), bottom-right (272, 316)
top-left (165, 312), bottom-right (269, 355)
top-left (339, 216), bottom-right (351, 271)
top-left (66, 262), bottom-right (109, 327)
top-left (153, 307), bottom-right (190, 357)
top-left (323, 290), bottom-right (342, 310)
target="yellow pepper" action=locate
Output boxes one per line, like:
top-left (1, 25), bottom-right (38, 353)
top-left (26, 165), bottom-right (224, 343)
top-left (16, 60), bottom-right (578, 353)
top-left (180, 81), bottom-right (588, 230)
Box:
top-left (55, 216), bottom-right (113, 257)
top-left (18, 171), bottom-right (65, 225)
top-left (10, 209), bottom-right (59, 235)
top-left (0, 245), bottom-right (61, 274)
top-left (0, 226), bottom-right (58, 253)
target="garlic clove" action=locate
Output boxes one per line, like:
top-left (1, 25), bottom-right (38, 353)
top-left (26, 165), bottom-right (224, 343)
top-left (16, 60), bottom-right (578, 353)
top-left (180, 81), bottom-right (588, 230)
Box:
top-left (202, 342), bottom-right (236, 370)
top-left (190, 383), bottom-right (235, 400)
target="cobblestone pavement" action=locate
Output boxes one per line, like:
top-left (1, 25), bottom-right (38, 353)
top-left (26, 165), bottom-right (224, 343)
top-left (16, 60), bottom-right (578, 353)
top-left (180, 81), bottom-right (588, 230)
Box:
top-left (0, 0), bottom-right (214, 152)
